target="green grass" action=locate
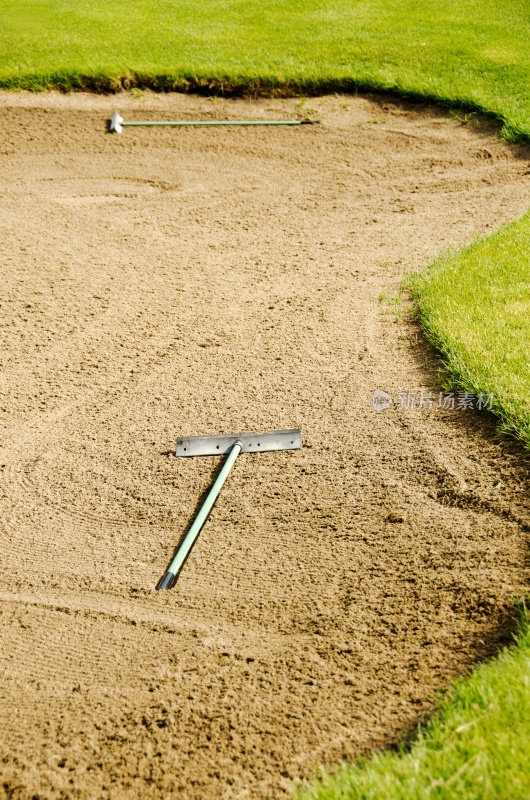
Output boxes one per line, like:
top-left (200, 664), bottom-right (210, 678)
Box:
top-left (412, 212), bottom-right (530, 450)
top-left (0, 0), bottom-right (530, 139)
top-left (295, 603), bottom-right (530, 800)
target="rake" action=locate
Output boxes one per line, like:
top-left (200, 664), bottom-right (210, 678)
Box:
top-left (156, 428), bottom-right (302, 590)
top-left (109, 111), bottom-right (319, 133)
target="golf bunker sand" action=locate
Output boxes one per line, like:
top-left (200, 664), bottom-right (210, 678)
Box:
top-left (0, 92), bottom-right (529, 799)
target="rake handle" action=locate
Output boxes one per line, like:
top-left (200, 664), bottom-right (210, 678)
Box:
top-left (122, 119), bottom-right (317, 127)
top-left (157, 441), bottom-right (242, 590)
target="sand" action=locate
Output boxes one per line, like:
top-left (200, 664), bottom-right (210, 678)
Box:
top-left (0, 91), bottom-right (529, 799)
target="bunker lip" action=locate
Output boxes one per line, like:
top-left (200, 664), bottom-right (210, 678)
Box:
top-left (0, 91), bottom-right (529, 799)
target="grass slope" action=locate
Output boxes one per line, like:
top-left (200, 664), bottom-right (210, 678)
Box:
top-left (0, 0), bottom-right (529, 139)
top-left (296, 604), bottom-right (530, 800)
top-left (412, 212), bottom-right (530, 449)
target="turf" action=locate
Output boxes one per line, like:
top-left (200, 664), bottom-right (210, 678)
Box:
top-left (0, 0), bottom-right (529, 139)
top-left (412, 212), bottom-right (530, 450)
top-left (295, 603), bottom-right (530, 800)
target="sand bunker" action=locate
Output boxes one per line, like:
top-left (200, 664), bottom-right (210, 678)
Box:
top-left (0, 92), bottom-right (529, 799)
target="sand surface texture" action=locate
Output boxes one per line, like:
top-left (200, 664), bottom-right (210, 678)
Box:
top-left (1, 92), bottom-right (529, 799)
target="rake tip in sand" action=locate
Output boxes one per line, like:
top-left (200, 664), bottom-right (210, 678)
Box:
top-left (156, 571), bottom-right (177, 590)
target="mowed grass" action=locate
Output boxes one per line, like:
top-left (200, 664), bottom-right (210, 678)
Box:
top-left (0, 0), bottom-right (529, 139)
top-left (295, 604), bottom-right (530, 800)
top-left (412, 212), bottom-right (530, 449)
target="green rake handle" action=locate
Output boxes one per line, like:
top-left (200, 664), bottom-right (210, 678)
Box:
top-left (123, 119), bottom-right (316, 126)
top-left (110, 110), bottom-right (320, 133)
top-left (156, 441), bottom-right (242, 590)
